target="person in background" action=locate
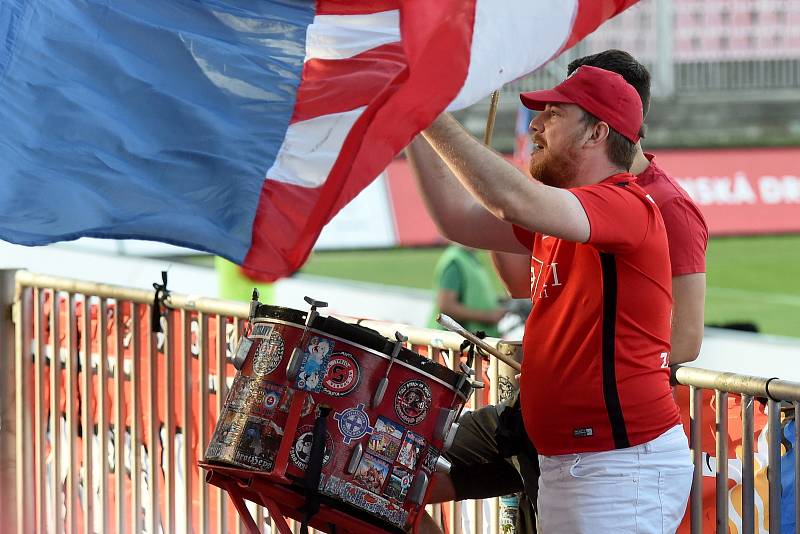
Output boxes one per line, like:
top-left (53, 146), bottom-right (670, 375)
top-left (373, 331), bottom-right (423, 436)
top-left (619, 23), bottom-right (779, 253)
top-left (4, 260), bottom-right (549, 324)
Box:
top-left (429, 244), bottom-right (505, 337)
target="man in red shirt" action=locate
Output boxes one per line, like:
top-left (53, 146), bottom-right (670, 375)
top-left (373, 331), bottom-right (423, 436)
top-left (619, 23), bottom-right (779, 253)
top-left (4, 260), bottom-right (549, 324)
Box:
top-left (410, 66), bottom-right (692, 532)
top-left (492, 50), bottom-right (707, 367)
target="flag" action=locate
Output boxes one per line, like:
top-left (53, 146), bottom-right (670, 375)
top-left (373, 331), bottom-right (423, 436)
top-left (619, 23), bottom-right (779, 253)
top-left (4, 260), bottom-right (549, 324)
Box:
top-left (0, 0), bottom-right (639, 281)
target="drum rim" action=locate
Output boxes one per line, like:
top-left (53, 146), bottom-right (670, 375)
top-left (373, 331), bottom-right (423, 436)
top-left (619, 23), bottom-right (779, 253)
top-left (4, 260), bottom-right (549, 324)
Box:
top-left (251, 317), bottom-right (471, 401)
top-left (252, 303), bottom-right (307, 324)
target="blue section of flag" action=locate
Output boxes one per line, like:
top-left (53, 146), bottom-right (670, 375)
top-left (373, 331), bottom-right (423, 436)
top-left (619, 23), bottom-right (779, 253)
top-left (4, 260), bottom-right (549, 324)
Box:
top-left (0, 0), bottom-right (315, 262)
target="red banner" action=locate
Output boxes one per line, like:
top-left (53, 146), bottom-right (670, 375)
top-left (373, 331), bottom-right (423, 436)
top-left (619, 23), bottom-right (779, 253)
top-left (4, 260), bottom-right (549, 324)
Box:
top-left (385, 147), bottom-right (800, 244)
top-left (656, 147), bottom-right (800, 235)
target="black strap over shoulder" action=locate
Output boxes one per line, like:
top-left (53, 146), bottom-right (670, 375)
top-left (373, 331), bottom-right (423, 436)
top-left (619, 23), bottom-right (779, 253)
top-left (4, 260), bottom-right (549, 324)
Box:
top-left (300, 406), bottom-right (331, 534)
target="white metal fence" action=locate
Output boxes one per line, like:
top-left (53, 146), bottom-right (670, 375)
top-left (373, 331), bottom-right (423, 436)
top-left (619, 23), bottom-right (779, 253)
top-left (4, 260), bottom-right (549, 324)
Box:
top-left (2, 270), bottom-right (799, 533)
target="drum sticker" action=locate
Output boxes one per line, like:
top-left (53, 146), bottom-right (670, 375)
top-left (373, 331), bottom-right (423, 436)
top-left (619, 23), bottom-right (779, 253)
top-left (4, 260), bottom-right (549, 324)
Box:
top-left (421, 446), bottom-right (440, 473)
top-left (234, 417), bottom-right (280, 471)
top-left (322, 476), bottom-right (409, 528)
top-left (353, 453), bottom-right (391, 495)
top-left (301, 395), bottom-right (316, 418)
top-left (296, 336), bottom-right (334, 392)
top-left (384, 466), bottom-right (412, 502)
top-left (233, 336), bottom-right (253, 363)
top-left (278, 388), bottom-right (293, 412)
top-left (277, 388), bottom-right (315, 418)
top-left (252, 331), bottom-right (285, 376)
top-left (250, 323), bottom-right (273, 339)
top-left (249, 380), bottom-right (285, 418)
top-left (321, 352), bottom-right (360, 397)
top-left (206, 409), bottom-right (245, 459)
top-left (226, 376), bottom-right (254, 412)
top-left (394, 380), bottom-right (432, 426)
top-left (367, 417), bottom-right (404, 461)
top-left (333, 403), bottom-right (374, 445)
top-left (289, 425), bottom-right (334, 470)
top-left (397, 430), bottom-right (426, 470)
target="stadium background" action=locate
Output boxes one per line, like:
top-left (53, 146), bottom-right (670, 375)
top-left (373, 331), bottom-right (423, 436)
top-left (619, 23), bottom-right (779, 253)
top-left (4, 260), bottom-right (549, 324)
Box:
top-left (294, 0), bottom-right (800, 340)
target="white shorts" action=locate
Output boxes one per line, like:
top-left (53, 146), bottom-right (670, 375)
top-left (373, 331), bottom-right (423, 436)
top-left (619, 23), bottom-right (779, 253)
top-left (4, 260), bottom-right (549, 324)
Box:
top-left (537, 425), bottom-right (693, 534)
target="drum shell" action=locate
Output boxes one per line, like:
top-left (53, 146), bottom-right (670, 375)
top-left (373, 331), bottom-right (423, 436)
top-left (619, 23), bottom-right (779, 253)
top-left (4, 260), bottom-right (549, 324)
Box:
top-left (205, 311), bottom-right (469, 530)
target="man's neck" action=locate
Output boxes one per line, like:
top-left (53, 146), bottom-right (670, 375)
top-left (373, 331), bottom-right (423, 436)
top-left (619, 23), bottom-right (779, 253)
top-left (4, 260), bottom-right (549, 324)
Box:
top-left (569, 157), bottom-right (627, 188)
top-left (629, 144), bottom-right (650, 176)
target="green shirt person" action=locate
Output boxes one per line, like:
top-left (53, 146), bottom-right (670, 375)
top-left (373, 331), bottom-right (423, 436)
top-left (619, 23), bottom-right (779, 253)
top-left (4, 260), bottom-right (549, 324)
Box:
top-left (429, 245), bottom-right (505, 337)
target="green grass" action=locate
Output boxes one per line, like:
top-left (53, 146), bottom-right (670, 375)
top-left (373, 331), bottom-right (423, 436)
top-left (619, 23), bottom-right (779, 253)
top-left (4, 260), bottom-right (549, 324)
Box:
top-left (703, 235), bottom-right (800, 337)
top-left (300, 236), bottom-right (800, 338)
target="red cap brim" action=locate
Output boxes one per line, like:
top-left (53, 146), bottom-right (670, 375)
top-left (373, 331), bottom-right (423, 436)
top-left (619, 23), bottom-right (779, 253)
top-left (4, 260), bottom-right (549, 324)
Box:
top-left (519, 89), bottom-right (575, 111)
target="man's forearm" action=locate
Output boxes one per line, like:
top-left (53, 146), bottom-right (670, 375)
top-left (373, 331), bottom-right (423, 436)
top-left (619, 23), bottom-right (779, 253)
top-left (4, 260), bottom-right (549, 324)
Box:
top-left (422, 114), bottom-right (529, 220)
top-left (669, 273), bottom-right (706, 364)
top-left (422, 114), bottom-right (590, 242)
top-left (406, 136), bottom-right (482, 239)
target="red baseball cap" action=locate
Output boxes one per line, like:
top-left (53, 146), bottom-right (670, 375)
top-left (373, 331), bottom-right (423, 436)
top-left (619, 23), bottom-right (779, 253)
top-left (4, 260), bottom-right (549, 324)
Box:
top-left (519, 65), bottom-right (643, 143)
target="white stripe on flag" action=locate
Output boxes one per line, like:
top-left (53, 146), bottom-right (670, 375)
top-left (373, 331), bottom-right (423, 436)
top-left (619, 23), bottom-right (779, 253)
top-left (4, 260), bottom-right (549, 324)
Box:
top-left (447, 0), bottom-right (578, 111)
top-left (266, 106), bottom-right (366, 187)
top-left (305, 11), bottom-right (400, 62)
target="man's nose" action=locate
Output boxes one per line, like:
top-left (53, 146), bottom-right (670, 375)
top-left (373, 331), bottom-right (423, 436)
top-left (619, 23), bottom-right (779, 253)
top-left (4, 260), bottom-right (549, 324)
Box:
top-left (530, 114), bottom-right (543, 133)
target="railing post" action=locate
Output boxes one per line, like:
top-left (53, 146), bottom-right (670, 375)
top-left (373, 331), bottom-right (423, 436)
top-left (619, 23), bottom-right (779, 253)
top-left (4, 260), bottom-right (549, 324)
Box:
top-left (742, 394), bottom-right (755, 534)
top-left (767, 399), bottom-right (781, 534)
top-left (0, 269), bottom-right (18, 534)
top-left (715, 390), bottom-right (729, 534)
top-left (690, 385), bottom-right (703, 534)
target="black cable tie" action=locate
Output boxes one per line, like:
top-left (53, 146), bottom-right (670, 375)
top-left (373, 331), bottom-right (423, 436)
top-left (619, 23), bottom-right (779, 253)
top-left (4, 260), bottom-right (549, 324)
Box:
top-left (765, 377), bottom-right (782, 403)
top-left (151, 270), bottom-right (170, 333)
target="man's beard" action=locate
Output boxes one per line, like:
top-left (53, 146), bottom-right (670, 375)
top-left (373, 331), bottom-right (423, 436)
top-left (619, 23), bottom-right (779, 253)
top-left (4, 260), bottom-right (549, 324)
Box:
top-left (528, 142), bottom-right (581, 189)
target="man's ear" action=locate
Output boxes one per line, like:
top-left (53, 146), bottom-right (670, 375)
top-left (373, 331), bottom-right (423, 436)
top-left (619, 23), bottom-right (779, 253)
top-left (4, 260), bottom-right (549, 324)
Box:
top-left (584, 121), bottom-right (610, 148)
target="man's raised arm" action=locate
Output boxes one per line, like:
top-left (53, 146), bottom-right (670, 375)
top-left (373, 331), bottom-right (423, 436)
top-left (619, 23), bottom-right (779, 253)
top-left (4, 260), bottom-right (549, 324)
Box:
top-left (421, 114), bottom-right (590, 243)
top-left (406, 136), bottom-right (526, 253)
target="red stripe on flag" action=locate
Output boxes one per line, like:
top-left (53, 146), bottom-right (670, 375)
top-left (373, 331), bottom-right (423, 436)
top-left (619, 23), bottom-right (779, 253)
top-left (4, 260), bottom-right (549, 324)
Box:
top-left (560, 0), bottom-right (641, 53)
top-left (244, 1), bottom-right (478, 280)
top-left (317, 0), bottom-right (400, 16)
top-left (291, 42), bottom-right (406, 124)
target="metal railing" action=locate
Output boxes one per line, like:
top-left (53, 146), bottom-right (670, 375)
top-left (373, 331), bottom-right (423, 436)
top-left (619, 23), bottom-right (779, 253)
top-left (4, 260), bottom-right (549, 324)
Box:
top-left (2, 269), bottom-right (798, 533)
top-left (673, 366), bottom-right (799, 534)
top-left (1, 270), bottom-right (519, 534)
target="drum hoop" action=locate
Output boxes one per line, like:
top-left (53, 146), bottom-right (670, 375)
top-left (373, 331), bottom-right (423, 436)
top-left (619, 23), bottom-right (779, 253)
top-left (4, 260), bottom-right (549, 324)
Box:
top-left (252, 317), bottom-right (470, 402)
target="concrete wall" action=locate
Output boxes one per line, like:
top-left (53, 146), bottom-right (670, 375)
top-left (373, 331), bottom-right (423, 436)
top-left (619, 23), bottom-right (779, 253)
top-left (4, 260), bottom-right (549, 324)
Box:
top-left (457, 90), bottom-right (800, 153)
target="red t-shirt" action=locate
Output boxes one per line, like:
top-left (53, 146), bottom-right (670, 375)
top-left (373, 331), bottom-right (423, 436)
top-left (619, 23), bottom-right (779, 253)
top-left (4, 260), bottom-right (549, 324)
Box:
top-left (638, 154), bottom-right (708, 275)
top-left (515, 173), bottom-right (681, 455)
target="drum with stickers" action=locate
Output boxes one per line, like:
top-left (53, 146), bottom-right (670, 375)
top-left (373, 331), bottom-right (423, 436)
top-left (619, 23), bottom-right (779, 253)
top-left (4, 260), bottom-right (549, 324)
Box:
top-left (204, 296), bottom-right (476, 532)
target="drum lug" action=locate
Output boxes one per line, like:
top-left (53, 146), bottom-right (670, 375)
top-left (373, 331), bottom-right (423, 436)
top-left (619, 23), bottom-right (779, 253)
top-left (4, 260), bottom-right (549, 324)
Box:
top-left (248, 288), bottom-right (261, 324)
top-left (372, 378), bottom-right (388, 409)
top-left (286, 297), bottom-right (328, 382)
top-left (433, 408), bottom-right (457, 443)
top-left (407, 471), bottom-right (429, 506)
top-left (231, 337), bottom-right (253, 371)
top-left (434, 455), bottom-right (452, 474)
top-left (303, 296), bottom-right (328, 326)
top-left (372, 331), bottom-right (408, 409)
top-left (286, 347), bottom-right (304, 381)
top-left (443, 422), bottom-right (460, 452)
top-left (346, 443), bottom-right (364, 475)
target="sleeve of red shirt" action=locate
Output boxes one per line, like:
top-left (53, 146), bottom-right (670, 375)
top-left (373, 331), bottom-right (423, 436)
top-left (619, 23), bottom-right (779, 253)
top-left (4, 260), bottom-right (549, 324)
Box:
top-left (571, 182), bottom-right (650, 254)
top-left (512, 224), bottom-right (535, 251)
top-left (660, 196), bottom-right (709, 275)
